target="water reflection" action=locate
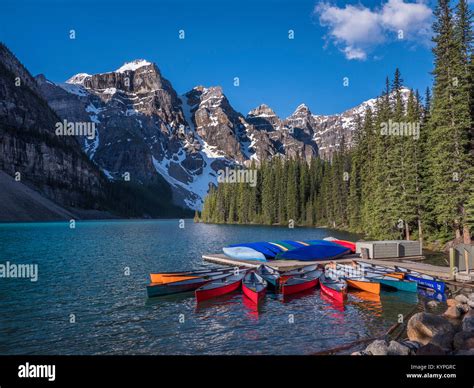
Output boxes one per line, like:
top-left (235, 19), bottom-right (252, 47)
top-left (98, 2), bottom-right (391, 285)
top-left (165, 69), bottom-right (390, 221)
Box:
top-left (320, 291), bottom-right (345, 313)
top-left (281, 288), bottom-right (318, 303)
top-left (349, 291), bottom-right (383, 317)
top-left (242, 295), bottom-right (260, 320)
top-left (194, 292), bottom-right (240, 311)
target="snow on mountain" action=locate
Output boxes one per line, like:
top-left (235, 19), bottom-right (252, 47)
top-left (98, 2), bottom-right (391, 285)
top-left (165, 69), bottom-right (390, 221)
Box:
top-left (66, 73), bottom-right (90, 85)
top-left (116, 59), bottom-right (152, 73)
top-left (38, 59), bottom-right (412, 209)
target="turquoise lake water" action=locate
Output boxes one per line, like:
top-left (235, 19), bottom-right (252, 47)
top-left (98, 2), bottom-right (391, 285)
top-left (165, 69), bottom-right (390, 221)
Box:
top-left (0, 220), bottom-right (427, 355)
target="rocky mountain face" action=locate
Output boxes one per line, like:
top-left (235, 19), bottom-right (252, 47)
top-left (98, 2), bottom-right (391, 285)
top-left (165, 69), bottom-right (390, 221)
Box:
top-left (36, 57), bottom-right (408, 210)
top-left (0, 43), bottom-right (104, 212)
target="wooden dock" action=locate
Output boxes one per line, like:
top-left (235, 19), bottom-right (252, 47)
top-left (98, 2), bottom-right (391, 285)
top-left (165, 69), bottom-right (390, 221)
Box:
top-left (202, 253), bottom-right (472, 282)
top-left (202, 253), bottom-right (359, 271)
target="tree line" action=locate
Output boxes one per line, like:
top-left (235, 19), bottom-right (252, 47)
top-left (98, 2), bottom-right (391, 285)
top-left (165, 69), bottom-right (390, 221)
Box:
top-left (200, 0), bottom-right (473, 245)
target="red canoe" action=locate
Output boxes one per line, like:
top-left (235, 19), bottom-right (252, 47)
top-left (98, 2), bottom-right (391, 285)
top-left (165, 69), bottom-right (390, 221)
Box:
top-left (331, 239), bottom-right (356, 253)
top-left (281, 270), bottom-right (323, 296)
top-left (280, 264), bottom-right (320, 282)
top-left (319, 274), bottom-right (347, 303)
top-left (195, 272), bottom-right (246, 302)
top-left (242, 271), bottom-right (267, 305)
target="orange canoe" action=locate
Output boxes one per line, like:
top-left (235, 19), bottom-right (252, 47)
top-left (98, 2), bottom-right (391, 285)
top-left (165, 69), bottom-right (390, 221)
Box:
top-left (346, 278), bottom-right (381, 295)
top-left (150, 268), bottom-right (240, 284)
top-left (384, 272), bottom-right (405, 280)
top-left (150, 274), bottom-right (199, 284)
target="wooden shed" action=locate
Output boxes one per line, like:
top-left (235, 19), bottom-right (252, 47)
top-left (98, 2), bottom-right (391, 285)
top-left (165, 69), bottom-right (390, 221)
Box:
top-left (356, 240), bottom-right (422, 259)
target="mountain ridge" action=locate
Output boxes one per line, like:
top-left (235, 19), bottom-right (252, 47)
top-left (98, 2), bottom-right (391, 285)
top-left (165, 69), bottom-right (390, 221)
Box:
top-left (38, 57), bottom-right (412, 210)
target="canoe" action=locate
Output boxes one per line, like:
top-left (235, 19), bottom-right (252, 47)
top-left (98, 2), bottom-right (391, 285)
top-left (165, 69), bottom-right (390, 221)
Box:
top-left (147, 273), bottom-right (230, 298)
top-left (323, 237), bottom-right (356, 253)
top-left (394, 265), bottom-right (446, 293)
top-left (319, 274), bottom-right (347, 303)
top-left (281, 270), bottom-right (322, 295)
top-left (365, 274), bottom-right (418, 292)
top-left (325, 266), bottom-right (380, 295)
top-left (403, 274), bottom-right (445, 293)
top-left (256, 264), bottom-right (280, 291)
top-left (150, 266), bottom-right (236, 283)
top-left (223, 241), bottom-right (284, 260)
top-left (223, 246), bottom-right (268, 262)
top-left (276, 240), bottom-right (350, 261)
top-left (223, 240), bottom-right (311, 261)
top-left (346, 278), bottom-right (381, 295)
top-left (356, 262), bottom-right (405, 279)
top-left (337, 262), bottom-right (404, 280)
top-left (242, 271), bottom-right (267, 304)
top-left (280, 264), bottom-right (320, 282)
top-left (337, 263), bottom-right (415, 292)
top-left (150, 269), bottom-right (236, 284)
top-left (195, 272), bottom-right (246, 302)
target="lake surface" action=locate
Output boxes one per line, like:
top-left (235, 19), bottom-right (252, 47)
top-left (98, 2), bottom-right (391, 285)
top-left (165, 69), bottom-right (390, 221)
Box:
top-left (0, 220), bottom-right (431, 355)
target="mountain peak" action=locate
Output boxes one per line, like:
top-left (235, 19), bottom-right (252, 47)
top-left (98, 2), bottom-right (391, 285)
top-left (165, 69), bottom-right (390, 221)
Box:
top-left (292, 103), bottom-right (310, 114)
top-left (115, 59), bottom-right (152, 73)
top-left (66, 73), bottom-right (91, 85)
top-left (247, 104), bottom-right (278, 118)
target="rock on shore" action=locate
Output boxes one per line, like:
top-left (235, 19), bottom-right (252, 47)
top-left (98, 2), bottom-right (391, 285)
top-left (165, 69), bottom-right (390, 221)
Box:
top-left (407, 312), bottom-right (455, 345)
top-left (358, 291), bottom-right (474, 356)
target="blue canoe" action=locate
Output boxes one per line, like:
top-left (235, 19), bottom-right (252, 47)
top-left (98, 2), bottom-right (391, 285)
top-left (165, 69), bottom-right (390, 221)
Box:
top-left (393, 265), bottom-right (446, 294)
top-left (404, 274), bottom-right (445, 294)
top-left (223, 241), bottom-right (286, 261)
top-left (222, 246), bottom-right (268, 262)
top-left (223, 240), bottom-right (308, 260)
top-left (275, 240), bottom-right (351, 261)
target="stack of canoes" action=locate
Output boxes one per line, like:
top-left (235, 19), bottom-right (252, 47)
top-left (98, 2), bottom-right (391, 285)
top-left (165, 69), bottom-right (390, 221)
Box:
top-left (223, 239), bottom-right (353, 262)
top-left (327, 263), bottom-right (418, 293)
top-left (146, 260), bottom-right (446, 308)
top-left (393, 265), bottom-right (446, 294)
top-left (354, 261), bottom-right (446, 293)
top-left (147, 266), bottom-right (242, 298)
top-left (328, 261), bottom-right (446, 294)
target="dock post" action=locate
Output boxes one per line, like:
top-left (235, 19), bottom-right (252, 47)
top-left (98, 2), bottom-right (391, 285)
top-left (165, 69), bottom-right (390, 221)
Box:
top-left (449, 248), bottom-right (455, 280)
top-left (464, 248), bottom-right (470, 275)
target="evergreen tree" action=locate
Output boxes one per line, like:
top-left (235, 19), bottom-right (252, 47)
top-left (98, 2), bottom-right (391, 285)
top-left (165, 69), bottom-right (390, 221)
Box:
top-left (426, 0), bottom-right (473, 241)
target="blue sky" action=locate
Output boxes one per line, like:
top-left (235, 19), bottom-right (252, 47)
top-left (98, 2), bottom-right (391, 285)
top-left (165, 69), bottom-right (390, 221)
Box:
top-left (0, 0), bottom-right (439, 117)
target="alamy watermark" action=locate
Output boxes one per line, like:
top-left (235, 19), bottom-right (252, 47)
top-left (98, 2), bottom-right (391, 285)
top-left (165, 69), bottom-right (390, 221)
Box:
top-left (0, 261), bottom-right (38, 282)
top-left (217, 167), bottom-right (257, 187)
top-left (380, 120), bottom-right (420, 140)
top-left (55, 120), bottom-right (96, 140)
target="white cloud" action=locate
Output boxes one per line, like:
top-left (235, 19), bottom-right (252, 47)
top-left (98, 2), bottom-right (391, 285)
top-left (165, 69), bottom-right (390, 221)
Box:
top-left (381, 0), bottom-right (432, 37)
top-left (344, 46), bottom-right (369, 60)
top-left (315, 0), bottom-right (433, 60)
